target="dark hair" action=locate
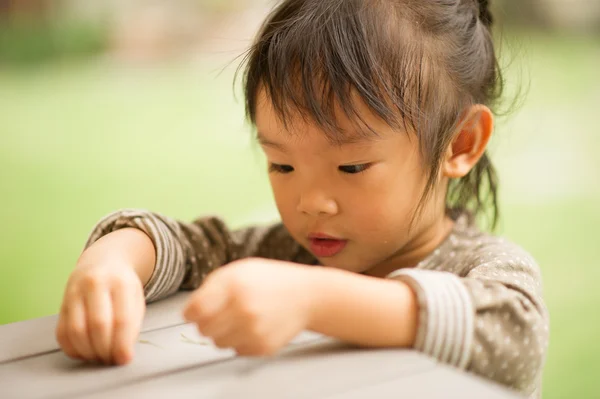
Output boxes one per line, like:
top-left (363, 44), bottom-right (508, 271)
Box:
top-left (238, 0), bottom-right (503, 228)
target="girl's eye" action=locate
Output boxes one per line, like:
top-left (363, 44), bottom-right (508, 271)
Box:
top-left (269, 163), bottom-right (294, 173)
top-left (339, 163), bottom-right (371, 174)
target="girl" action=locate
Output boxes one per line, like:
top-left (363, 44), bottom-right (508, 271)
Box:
top-left (56, 1), bottom-right (548, 398)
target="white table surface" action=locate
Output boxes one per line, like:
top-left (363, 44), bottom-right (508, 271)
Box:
top-left (0, 292), bottom-right (522, 399)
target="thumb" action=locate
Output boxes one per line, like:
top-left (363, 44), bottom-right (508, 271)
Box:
top-left (183, 277), bottom-right (229, 322)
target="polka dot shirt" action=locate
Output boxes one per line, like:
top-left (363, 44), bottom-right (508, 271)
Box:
top-left (86, 209), bottom-right (548, 398)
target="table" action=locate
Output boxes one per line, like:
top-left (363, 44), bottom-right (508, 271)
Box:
top-left (0, 292), bottom-right (521, 398)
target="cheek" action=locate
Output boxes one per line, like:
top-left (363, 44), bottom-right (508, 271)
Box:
top-left (269, 177), bottom-right (296, 217)
top-left (345, 192), bottom-right (405, 236)
top-left (345, 171), bottom-right (423, 230)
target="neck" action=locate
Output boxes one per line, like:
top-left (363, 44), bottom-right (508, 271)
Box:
top-left (364, 214), bottom-right (455, 278)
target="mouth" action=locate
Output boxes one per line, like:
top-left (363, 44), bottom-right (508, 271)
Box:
top-left (307, 233), bottom-right (347, 258)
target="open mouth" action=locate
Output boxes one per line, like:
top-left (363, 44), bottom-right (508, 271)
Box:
top-left (308, 237), bottom-right (347, 257)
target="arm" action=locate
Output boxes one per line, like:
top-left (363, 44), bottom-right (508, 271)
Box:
top-left (84, 209), bottom-right (311, 302)
top-left (57, 227), bottom-right (156, 365)
top-left (388, 252), bottom-right (548, 395)
top-left (182, 250), bottom-right (546, 398)
top-left (181, 258), bottom-right (417, 357)
top-left (306, 268), bottom-right (419, 348)
top-left (309, 258), bottom-right (547, 395)
top-left (79, 227), bottom-right (155, 286)
top-left (60, 209), bottom-right (304, 366)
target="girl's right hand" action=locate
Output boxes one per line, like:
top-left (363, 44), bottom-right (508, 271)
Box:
top-left (55, 258), bottom-right (146, 365)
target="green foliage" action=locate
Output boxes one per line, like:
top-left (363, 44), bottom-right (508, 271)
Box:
top-left (0, 18), bottom-right (108, 66)
top-left (0, 31), bottom-right (598, 398)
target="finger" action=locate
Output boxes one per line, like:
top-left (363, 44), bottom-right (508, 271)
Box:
top-left (226, 322), bottom-right (281, 358)
top-left (211, 325), bottom-right (248, 351)
top-left (234, 342), bottom-right (261, 357)
top-left (184, 280), bottom-right (229, 323)
top-left (66, 299), bottom-right (97, 361)
top-left (55, 310), bottom-right (81, 360)
top-left (201, 306), bottom-right (251, 350)
top-left (111, 283), bottom-right (144, 365)
top-left (84, 289), bottom-right (114, 364)
top-left (234, 339), bottom-right (279, 358)
top-left (196, 309), bottom-right (236, 339)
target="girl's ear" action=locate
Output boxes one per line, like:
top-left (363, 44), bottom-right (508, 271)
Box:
top-left (442, 104), bottom-right (494, 179)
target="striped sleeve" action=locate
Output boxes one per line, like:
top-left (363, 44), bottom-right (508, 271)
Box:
top-left (84, 209), bottom-right (309, 303)
top-left (386, 269), bottom-right (474, 369)
top-left (84, 209), bottom-right (187, 302)
top-left (387, 254), bottom-right (548, 397)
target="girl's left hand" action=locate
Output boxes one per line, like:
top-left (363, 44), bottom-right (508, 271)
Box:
top-left (182, 258), bottom-right (317, 356)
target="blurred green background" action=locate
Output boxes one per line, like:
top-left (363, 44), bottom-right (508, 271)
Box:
top-left (1, 0), bottom-right (599, 398)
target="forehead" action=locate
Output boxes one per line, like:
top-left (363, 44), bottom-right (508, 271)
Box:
top-left (254, 89), bottom-right (401, 148)
top-left (256, 130), bottom-right (381, 154)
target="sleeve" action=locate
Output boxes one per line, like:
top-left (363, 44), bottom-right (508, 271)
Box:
top-left (387, 248), bottom-right (549, 396)
top-left (83, 209), bottom-right (312, 303)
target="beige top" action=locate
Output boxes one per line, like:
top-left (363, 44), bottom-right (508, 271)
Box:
top-left (85, 209), bottom-right (549, 398)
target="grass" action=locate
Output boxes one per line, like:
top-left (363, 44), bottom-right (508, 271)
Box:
top-left (0, 32), bottom-right (599, 398)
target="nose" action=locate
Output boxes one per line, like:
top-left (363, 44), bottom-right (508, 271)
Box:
top-left (296, 187), bottom-right (339, 217)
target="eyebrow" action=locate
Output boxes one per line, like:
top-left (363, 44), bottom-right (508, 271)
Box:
top-left (256, 132), bottom-right (288, 152)
top-left (256, 131), bottom-right (378, 150)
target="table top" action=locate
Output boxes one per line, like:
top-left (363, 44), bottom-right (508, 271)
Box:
top-left (0, 292), bottom-right (521, 399)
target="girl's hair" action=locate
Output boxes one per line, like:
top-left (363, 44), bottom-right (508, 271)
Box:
top-left (239, 0), bottom-right (503, 228)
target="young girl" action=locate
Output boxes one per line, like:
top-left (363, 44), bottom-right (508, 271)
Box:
top-left (56, 0), bottom-right (548, 397)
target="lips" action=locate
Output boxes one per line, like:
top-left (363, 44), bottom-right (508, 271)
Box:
top-left (308, 233), bottom-right (347, 257)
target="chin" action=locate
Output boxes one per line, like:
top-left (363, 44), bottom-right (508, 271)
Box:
top-left (317, 257), bottom-right (368, 274)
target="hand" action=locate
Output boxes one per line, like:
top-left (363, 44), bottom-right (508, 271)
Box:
top-left (183, 258), bottom-right (315, 356)
top-left (55, 256), bottom-right (146, 365)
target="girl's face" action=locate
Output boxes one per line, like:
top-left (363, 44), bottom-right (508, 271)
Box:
top-left (255, 92), bottom-right (452, 276)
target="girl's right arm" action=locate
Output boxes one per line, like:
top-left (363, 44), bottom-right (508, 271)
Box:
top-left (81, 209), bottom-right (315, 303)
top-left (56, 208), bottom-right (311, 365)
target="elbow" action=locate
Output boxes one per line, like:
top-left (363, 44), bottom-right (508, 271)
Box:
top-left (470, 308), bottom-right (549, 394)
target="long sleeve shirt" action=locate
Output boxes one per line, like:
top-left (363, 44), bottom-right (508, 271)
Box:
top-left (85, 209), bottom-right (549, 398)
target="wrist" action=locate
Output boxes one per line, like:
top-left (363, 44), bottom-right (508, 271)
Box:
top-left (302, 267), bottom-right (419, 348)
top-left (394, 280), bottom-right (419, 347)
top-left (300, 266), bottom-right (327, 331)
top-left (78, 228), bottom-right (156, 286)
top-left (304, 267), bottom-right (345, 332)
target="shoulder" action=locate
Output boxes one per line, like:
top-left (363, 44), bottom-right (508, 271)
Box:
top-left (420, 215), bottom-right (542, 284)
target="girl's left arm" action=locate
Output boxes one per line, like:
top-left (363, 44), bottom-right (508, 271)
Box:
top-left (185, 251), bottom-right (547, 397)
top-left (182, 259), bottom-right (419, 356)
top-left (304, 267), bottom-right (420, 348)
top-left (180, 232), bottom-right (547, 398)
top-left (387, 250), bottom-right (549, 397)
top-left (307, 261), bottom-right (548, 397)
